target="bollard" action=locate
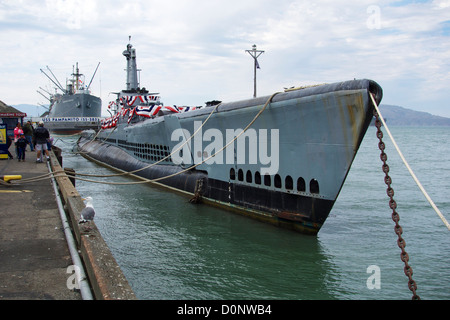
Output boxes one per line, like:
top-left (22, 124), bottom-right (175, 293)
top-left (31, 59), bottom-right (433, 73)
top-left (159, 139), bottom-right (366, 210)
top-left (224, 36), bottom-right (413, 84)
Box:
top-left (0, 175), bottom-right (22, 182)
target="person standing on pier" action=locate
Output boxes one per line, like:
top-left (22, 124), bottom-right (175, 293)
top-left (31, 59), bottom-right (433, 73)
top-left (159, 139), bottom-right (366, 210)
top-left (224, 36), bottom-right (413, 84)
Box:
top-left (23, 121), bottom-right (34, 151)
top-left (13, 123), bottom-right (23, 157)
top-left (6, 134), bottom-right (13, 159)
top-left (16, 134), bottom-right (28, 162)
top-left (33, 121), bottom-right (50, 163)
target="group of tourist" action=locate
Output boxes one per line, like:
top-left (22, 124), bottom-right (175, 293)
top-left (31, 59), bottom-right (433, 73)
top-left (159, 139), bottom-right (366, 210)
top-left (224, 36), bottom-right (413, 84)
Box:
top-left (8, 121), bottom-right (52, 163)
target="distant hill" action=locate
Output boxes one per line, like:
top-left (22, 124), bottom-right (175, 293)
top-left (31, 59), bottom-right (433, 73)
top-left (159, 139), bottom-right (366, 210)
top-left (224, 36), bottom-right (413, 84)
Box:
top-left (12, 104), bottom-right (49, 118)
top-left (379, 104), bottom-right (450, 126)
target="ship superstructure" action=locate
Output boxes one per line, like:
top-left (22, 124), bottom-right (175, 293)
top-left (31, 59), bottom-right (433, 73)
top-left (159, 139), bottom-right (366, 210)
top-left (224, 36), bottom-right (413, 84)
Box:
top-left (39, 63), bottom-right (102, 134)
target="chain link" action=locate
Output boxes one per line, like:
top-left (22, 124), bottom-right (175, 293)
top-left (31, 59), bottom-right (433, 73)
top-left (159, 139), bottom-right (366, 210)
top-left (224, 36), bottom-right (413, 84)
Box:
top-left (373, 109), bottom-right (420, 300)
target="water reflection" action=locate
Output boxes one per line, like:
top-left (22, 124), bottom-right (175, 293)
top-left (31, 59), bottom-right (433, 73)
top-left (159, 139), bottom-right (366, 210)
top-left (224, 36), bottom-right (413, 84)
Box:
top-left (55, 136), bottom-right (341, 299)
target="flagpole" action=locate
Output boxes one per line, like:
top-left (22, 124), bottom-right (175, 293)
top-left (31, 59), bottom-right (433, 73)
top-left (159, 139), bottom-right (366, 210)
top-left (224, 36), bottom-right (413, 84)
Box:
top-left (246, 44), bottom-right (264, 98)
top-left (253, 57), bottom-right (256, 98)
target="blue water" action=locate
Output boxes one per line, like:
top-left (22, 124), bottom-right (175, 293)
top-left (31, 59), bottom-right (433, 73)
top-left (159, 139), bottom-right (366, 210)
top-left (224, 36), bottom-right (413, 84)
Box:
top-left (56, 126), bottom-right (450, 300)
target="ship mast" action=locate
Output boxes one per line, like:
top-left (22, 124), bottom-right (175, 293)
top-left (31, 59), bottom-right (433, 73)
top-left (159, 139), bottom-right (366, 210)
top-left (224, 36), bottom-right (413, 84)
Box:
top-left (40, 67), bottom-right (65, 94)
top-left (246, 44), bottom-right (264, 98)
top-left (72, 62), bottom-right (83, 91)
top-left (123, 37), bottom-right (139, 91)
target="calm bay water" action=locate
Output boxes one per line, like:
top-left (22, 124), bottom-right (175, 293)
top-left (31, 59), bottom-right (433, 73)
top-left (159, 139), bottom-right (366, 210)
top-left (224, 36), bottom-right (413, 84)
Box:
top-left (55, 126), bottom-right (449, 300)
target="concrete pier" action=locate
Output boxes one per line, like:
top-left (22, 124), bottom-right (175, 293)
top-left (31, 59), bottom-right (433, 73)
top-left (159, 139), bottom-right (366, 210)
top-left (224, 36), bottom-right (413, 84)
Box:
top-left (0, 146), bottom-right (136, 300)
top-left (0, 149), bottom-right (81, 299)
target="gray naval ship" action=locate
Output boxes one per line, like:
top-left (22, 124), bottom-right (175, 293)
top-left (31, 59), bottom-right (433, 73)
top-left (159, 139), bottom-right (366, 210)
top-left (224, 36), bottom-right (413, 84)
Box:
top-left (78, 42), bottom-right (383, 235)
top-left (40, 63), bottom-right (102, 134)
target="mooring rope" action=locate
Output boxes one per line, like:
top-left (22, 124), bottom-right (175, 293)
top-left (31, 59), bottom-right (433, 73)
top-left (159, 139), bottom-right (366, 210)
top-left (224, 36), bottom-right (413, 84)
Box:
top-left (4, 102), bottom-right (219, 185)
top-left (77, 92), bottom-right (280, 185)
top-left (75, 126), bottom-right (115, 155)
top-left (370, 93), bottom-right (450, 231)
top-left (73, 101), bottom-right (223, 178)
top-left (7, 92), bottom-right (279, 186)
top-left (66, 92), bottom-right (279, 185)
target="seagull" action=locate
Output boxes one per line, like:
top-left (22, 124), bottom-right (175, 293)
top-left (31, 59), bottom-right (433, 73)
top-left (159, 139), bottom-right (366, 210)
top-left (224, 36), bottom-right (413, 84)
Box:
top-left (79, 197), bottom-right (95, 229)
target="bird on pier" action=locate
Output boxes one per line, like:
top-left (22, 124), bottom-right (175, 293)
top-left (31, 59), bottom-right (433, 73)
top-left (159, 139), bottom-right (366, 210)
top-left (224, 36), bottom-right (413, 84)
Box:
top-left (79, 197), bottom-right (95, 229)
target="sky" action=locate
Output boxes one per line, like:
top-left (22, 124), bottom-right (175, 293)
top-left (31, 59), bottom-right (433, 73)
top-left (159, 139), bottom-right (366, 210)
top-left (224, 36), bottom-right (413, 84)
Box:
top-left (0, 0), bottom-right (449, 117)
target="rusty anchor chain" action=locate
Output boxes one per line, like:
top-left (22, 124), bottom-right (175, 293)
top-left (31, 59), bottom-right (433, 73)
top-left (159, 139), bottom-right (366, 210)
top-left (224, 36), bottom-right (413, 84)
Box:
top-left (373, 109), bottom-right (420, 300)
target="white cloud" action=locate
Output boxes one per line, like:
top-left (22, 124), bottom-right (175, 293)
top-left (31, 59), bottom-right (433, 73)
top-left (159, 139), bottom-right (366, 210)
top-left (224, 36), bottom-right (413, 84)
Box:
top-left (43, 0), bottom-right (95, 29)
top-left (433, 0), bottom-right (450, 8)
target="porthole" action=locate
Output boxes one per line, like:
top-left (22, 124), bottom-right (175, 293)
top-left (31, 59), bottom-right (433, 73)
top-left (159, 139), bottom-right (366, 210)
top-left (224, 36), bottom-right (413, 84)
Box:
top-left (274, 174), bottom-right (282, 188)
top-left (246, 170), bottom-right (253, 183)
top-left (297, 177), bottom-right (306, 192)
top-left (310, 179), bottom-right (320, 194)
top-left (230, 168), bottom-right (236, 180)
top-left (285, 176), bottom-right (293, 190)
top-left (238, 169), bottom-right (244, 181)
top-left (264, 175), bottom-right (271, 186)
top-left (255, 171), bottom-right (261, 185)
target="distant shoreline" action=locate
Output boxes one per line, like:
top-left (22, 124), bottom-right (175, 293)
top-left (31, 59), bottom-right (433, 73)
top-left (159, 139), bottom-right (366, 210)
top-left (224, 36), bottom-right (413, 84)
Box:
top-left (11, 103), bottom-right (450, 126)
top-left (379, 104), bottom-right (450, 126)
